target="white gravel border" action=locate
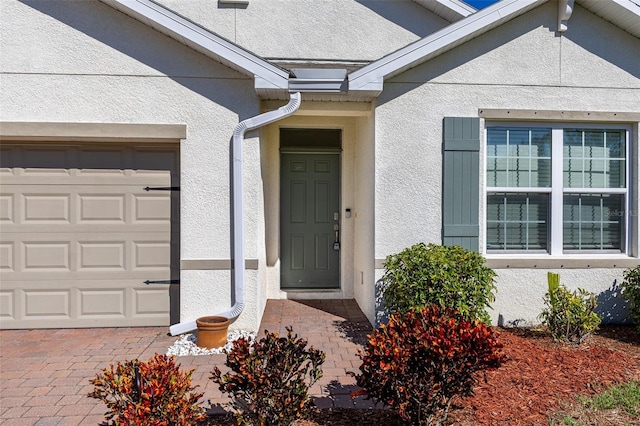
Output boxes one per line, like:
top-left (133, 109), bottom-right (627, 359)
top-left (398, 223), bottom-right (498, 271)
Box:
top-left (167, 330), bottom-right (256, 356)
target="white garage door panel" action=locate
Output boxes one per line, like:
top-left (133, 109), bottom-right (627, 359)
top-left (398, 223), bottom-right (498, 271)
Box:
top-left (1, 187), bottom-right (171, 226)
top-left (0, 291), bottom-right (13, 318)
top-left (1, 238), bottom-right (170, 278)
top-left (24, 290), bottom-right (70, 317)
top-left (0, 144), bottom-right (178, 329)
top-left (1, 280), bottom-right (171, 318)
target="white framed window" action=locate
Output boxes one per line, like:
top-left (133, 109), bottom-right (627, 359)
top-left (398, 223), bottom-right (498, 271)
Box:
top-left (485, 123), bottom-right (630, 255)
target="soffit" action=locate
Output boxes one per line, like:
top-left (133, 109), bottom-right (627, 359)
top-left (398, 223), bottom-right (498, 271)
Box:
top-left (254, 90), bottom-right (381, 103)
top-left (577, 0), bottom-right (640, 38)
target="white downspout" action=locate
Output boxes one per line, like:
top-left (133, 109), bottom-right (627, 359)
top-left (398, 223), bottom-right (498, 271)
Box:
top-left (169, 92), bottom-right (302, 336)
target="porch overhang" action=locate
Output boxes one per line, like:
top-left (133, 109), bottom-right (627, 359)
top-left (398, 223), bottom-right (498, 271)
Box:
top-left (256, 74), bottom-right (383, 102)
top-left (288, 69), bottom-right (348, 93)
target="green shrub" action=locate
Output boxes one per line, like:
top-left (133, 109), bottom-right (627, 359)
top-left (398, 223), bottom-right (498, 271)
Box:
top-left (350, 305), bottom-right (505, 426)
top-left (381, 243), bottom-right (497, 323)
top-left (211, 326), bottom-right (325, 426)
top-left (88, 353), bottom-right (206, 426)
top-left (622, 265), bottom-right (640, 331)
top-left (539, 272), bottom-right (601, 344)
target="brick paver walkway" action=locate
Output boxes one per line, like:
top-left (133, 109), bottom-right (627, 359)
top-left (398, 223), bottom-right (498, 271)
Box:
top-left (0, 299), bottom-right (376, 425)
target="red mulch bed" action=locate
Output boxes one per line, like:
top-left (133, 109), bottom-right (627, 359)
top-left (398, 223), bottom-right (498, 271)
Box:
top-left (448, 325), bottom-right (640, 425)
top-left (207, 325), bottom-right (640, 425)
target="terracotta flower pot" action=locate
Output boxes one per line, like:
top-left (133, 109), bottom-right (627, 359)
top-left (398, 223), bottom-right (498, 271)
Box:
top-left (196, 316), bottom-right (230, 349)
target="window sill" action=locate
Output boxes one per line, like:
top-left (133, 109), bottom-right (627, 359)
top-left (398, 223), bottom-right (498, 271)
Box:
top-left (485, 254), bottom-right (637, 269)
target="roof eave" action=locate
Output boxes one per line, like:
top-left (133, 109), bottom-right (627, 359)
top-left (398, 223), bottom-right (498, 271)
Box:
top-left (97, 0), bottom-right (639, 102)
top-left (255, 75), bottom-right (382, 102)
top-left (577, 0), bottom-right (640, 38)
top-left (349, 0), bottom-right (548, 91)
top-left (351, 0), bottom-right (640, 90)
top-left (99, 0), bottom-right (290, 90)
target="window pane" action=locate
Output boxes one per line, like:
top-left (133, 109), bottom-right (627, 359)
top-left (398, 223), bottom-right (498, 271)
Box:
top-left (534, 159), bottom-right (551, 188)
top-left (564, 130), bottom-right (583, 157)
top-left (508, 158), bottom-right (527, 187)
top-left (487, 193), bottom-right (548, 251)
top-left (487, 128), bottom-right (507, 154)
top-left (563, 158), bottom-right (582, 188)
top-left (563, 129), bottom-right (626, 188)
top-left (563, 194), bottom-right (624, 251)
top-left (607, 130), bottom-right (625, 157)
top-left (607, 130), bottom-right (626, 187)
top-left (607, 160), bottom-right (624, 188)
top-left (585, 158), bottom-right (606, 188)
top-left (531, 129), bottom-right (552, 157)
top-left (487, 128), bottom-right (551, 188)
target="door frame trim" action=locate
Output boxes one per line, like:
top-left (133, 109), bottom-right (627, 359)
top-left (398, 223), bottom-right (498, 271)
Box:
top-left (280, 148), bottom-right (342, 154)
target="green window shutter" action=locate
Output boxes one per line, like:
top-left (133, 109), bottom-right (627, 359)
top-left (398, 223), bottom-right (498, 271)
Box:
top-left (442, 117), bottom-right (480, 251)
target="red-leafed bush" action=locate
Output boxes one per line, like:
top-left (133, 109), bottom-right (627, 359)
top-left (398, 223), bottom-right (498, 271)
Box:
top-left (211, 326), bottom-right (325, 425)
top-left (350, 306), bottom-right (506, 426)
top-left (88, 353), bottom-right (206, 426)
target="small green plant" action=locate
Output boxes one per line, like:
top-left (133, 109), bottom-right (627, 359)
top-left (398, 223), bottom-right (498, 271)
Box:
top-left (381, 243), bottom-right (497, 323)
top-left (550, 380), bottom-right (640, 425)
top-left (350, 305), bottom-right (505, 426)
top-left (622, 265), bottom-right (640, 331)
top-left (211, 326), bottom-right (325, 426)
top-left (578, 380), bottom-right (640, 415)
top-left (88, 353), bottom-right (206, 426)
top-left (539, 272), bottom-right (601, 344)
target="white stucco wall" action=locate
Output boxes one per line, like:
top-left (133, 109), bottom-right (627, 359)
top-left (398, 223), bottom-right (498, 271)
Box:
top-left (155, 0), bottom-right (449, 61)
top-left (353, 113), bottom-right (377, 325)
top-left (4, 0), bottom-right (639, 332)
top-left (372, 2), bottom-right (640, 325)
top-left (1, 0), bottom-right (265, 330)
top-left (260, 108), bottom-right (375, 303)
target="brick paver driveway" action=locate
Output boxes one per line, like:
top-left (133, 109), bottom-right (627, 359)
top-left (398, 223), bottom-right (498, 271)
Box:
top-left (0, 299), bottom-right (375, 425)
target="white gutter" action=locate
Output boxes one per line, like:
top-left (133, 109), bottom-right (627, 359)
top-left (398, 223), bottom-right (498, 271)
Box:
top-left (99, 0), bottom-right (290, 89)
top-left (169, 92), bottom-right (302, 336)
top-left (349, 0), bottom-right (546, 90)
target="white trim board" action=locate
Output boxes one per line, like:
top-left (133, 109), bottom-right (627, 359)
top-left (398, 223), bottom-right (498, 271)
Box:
top-left (0, 122), bottom-right (186, 143)
top-left (99, 0), bottom-right (289, 90)
top-left (96, 0), bottom-right (640, 100)
top-left (349, 0), bottom-right (640, 91)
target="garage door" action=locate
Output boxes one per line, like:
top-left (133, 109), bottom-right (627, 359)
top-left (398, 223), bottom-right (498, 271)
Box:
top-left (0, 143), bottom-right (179, 328)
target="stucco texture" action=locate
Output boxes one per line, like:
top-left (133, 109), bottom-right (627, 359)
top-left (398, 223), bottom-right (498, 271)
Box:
top-left (3, 0), bottom-right (639, 331)
top-left (493, 268), bottom-right (629, 326)
top-left (155, 0), bottom-right (450, 61)
top-left (1, 0), bottom-right (263, 329)
top-left (373, 2), bottom-right (639, 324)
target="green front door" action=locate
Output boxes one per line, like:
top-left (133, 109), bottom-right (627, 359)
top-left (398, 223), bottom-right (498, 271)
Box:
top-left (280, 153), bottom-right (340, 289)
